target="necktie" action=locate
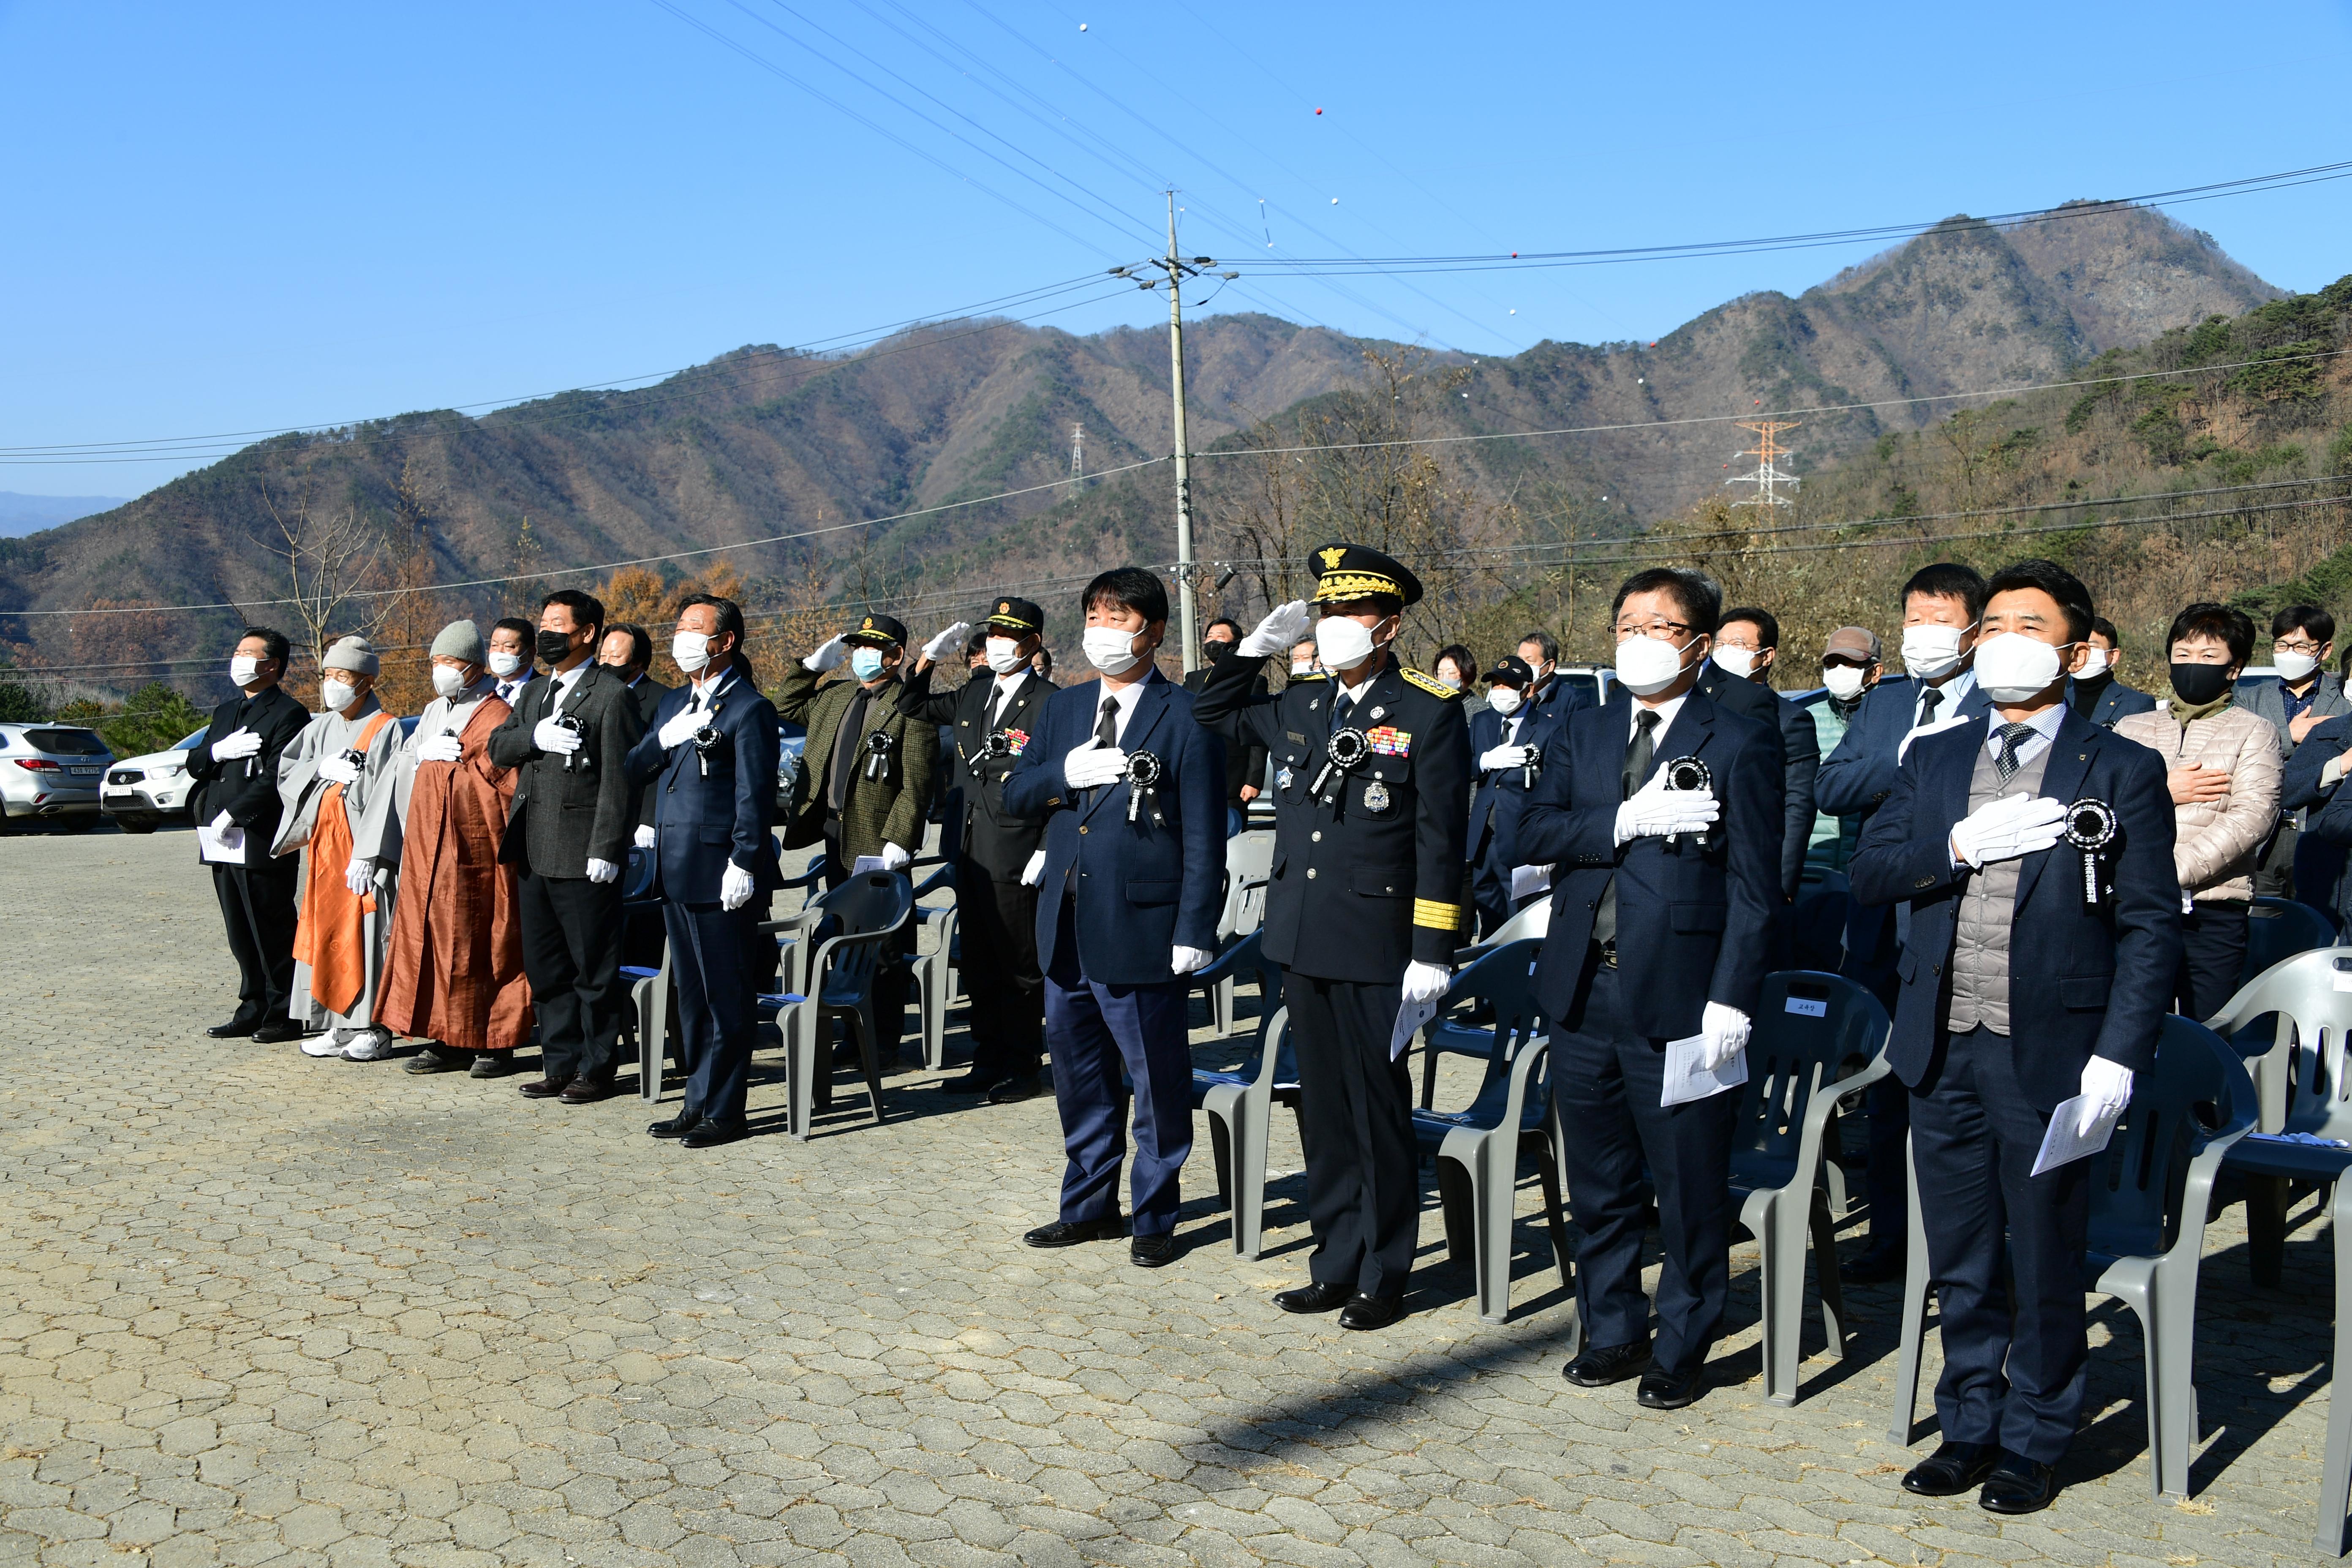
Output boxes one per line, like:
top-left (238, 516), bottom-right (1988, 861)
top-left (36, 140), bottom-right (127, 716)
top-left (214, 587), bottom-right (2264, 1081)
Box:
top-left (1332, 691), bottom-right (1357, 732)
top-left (1918, 685), bottom-right (1944, 727)
top-left (1594, 711), bottom-right (1661, 949)
top-left (1095, 694), bottom-right (1120, 749)
top-left (1994, 722), bottom-right (2034, 782)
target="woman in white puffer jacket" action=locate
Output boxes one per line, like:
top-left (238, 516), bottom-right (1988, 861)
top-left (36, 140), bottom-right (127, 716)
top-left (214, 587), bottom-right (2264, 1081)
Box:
top-left (2113, 602), bottom-right (2282, 1019)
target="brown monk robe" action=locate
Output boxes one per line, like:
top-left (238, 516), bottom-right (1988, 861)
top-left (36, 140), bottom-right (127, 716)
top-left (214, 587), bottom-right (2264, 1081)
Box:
top-left (378, 678), bottom-right (534, 1055)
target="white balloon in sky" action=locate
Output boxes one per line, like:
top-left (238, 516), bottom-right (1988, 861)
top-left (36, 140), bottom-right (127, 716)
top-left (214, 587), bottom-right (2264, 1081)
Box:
top-left (1330, 197), bottom-right (1338, 204)
top-left (1078, 21), bottom-right (1088, 30)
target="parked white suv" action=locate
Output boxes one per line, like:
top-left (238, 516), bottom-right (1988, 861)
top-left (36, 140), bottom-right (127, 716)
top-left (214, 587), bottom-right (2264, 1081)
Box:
top-left (0, 723), bottom-right (113, 832)
top-left (100, 727), bottom-right (210, 834)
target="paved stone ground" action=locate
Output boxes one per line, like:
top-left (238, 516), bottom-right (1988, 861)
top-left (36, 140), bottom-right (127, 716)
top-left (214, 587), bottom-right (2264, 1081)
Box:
top-left (2, 827), bottom-right (2345, 1567)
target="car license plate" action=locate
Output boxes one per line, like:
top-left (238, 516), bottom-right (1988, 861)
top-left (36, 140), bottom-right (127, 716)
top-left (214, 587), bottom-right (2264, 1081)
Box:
top-left (69, 766), bottom-right (100, 777)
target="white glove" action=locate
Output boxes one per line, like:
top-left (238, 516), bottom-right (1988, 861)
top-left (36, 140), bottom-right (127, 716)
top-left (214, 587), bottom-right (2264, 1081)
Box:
top-left (804, 634), bottom-right (849, 673)
top-left (1700, 1001), bottom-right (1751, 1072)
top-left (879, 841), bottom-right (912, 871)
top-left (1614, 769), bottom-right (1721, 844)
top-left (210, 809), bottom-right (239, 836)
top-left (1064, 743), bottom-right (1129, 789)
top-left (1171, 945), bottom-right (1215, 975)
top-left (316, 754), bottom-right (361, 786)
top-left (921, 621), bottom-right (973, 663)
top-left (1949, 793), bottom-right (2067, 869)
top-left (633, 824), bottom-right (658, 850)
top-left (657, 706), bottom-right (702, 750)
top-left (416, 732), bottom-right (462, 764)
top-left (533, 717), bottom-right (582, 755)
top-left (1020, 849), bottom-right (1048, 887)
top-left (1239, 599), bottom-right (1313, 659)
top-left (1480, 743), bottom-right (1537, 772)
top-left (344, 855), bottom-right (374, 897)
top-left (2077, 1056), bottom-right (2135, 1135)
top-left (210, 727), bottom-right (262, 760)
top-left (1402, 961), bottom-right (1453, 1005)
top-left (721, 862), bottom-right (755, 912)
top-left (584, 858), bottom-right (620, 885)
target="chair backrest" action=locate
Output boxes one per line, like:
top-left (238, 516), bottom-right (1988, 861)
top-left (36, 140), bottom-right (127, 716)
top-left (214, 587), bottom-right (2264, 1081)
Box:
top-left (1453, 898), bottom-right (1549, 963)
top-left (1729, 971), bottom-right (1890, 1187)
top-left (2244, 896), bottom-right (2337, 989)
top-left (2204, 946), bottom-right (2352, 1135)
top-left (1252, 1005), bottom-right (1298, 1093)
top-left (1226, 829), bottom-right (1275, 885)
top-left (1788, 885), bottom-right (1851, 973)
top-left (1437, 939), bottom-right (1549, 1087)
top-left (621, 844), bottom-right (658, 902)
top-left (2086, 1016), bottom-right (2257, 1261)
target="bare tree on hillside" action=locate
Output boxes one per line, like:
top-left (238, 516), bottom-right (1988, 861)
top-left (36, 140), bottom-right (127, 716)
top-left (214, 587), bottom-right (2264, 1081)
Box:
top-left (258, 485), bottom-right (390, 675)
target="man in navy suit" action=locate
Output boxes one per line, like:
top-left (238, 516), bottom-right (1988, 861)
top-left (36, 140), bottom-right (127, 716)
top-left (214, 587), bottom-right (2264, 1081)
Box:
top-left (1465, 654), bottom-right (1577, 937)
top-left (1815, 561), bottom-right (1992, 1282)
top-left (1002, 568), bottom-right (1226, 1268)
top-left (1851, 558), bottom-right (2178, 1515)
top-left (623, 594), bottom-right (781, 1150)
top-left (1516, 567), bottom-right (1782, 1410)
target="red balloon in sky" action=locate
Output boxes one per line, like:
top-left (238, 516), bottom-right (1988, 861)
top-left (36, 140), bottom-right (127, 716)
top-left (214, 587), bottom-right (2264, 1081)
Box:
top-left (1315, 107), bottom-right (1323, 114)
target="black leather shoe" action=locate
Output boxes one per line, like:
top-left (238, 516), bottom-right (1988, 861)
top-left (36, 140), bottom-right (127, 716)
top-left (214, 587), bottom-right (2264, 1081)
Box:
top-left (1978, 1453), bottom-right (2058, 1515)
top-left (1272, 1281), bottom-right (1353, 1314)
top-left (1636, 1365), bottom-right (1704, 1410)
top-left (518, 1076), bottom-right (570, 1100)
top-left (1563, 1340), bottom-right (1653, 1387)
top-left (987, 1073), bottom-right (1042, 1104)
top-left (1338, 1293), bottom-right (1404, 1331)
top-left (1844, 1243), bottom-right (1907, 1285)
top-left (559, 1078), bottom-right (613, 1104)
top-left (680, 1120), bottom-right (749, 1149)
top-left (941, 1070), bottom-right (1000, 1095)
top-left (648, 1113), bottom-right (702, 1139)
top-left (1901, 1440), bottom-right (2001, 1498)
top-left (250, 1019), bottom-right (303, 1045)
top-left (1023, 1216), bottom-right (1126, 1248)
top-left (1131, 1233), bottom-right (1180, 1268)
top-left (207, 1018), bottom-right (260, 1039)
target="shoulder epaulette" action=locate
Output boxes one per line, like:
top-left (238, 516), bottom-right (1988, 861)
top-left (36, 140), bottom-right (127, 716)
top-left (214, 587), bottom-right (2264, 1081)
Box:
top-left (1402, 667), bottom-right (1462, 699)
top-left (1287, 670), bottom-right (1328, 683)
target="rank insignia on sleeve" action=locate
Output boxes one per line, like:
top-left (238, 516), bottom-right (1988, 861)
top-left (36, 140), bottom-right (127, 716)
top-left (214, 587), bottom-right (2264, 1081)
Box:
top-left (1004, 729), bottom-right (1029, 755)
top-left (1366, 725), bottom-right (1412, 757)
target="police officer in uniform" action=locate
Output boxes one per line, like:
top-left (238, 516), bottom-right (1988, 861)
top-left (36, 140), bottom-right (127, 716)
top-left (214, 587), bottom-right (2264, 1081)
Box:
top-left (1195, 544), bottom-right (1472, 1330)
top-left (898, 596), bottom-right (1054, 1102)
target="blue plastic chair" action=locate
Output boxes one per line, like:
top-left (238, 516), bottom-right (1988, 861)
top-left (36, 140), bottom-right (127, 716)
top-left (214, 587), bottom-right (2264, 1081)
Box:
top-left (2206, 947), bottom-right (2352, 1284)
top-left (755, 871), bottom-right (914, 1140)
top-left (1420, 935), bottom-right (1546, 1111)
top-left (2245, 896), bottom-right (2337, 991)
top-left (1886, 1017), bottom-right (2257, 1500)
top-left (1193, 997), bottom-right (1298, 1260)
top-left (1191, 929), bottom-right (1282, 1047)
top-left (903, 858), bottom-right (960, 1070)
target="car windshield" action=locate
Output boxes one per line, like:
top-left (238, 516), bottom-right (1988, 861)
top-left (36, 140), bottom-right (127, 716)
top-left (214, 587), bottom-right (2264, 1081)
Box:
top-left (174, 728), bottom-right (208, 751)
top-left (25, 728), bottom-right (109, 756)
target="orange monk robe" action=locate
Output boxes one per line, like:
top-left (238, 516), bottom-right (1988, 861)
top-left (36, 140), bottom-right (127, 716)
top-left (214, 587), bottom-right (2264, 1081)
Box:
top-left (378, 693), bottom-right (534, 1052)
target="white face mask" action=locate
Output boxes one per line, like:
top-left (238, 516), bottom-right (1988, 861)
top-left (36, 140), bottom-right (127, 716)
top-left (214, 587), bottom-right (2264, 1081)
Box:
top-left (1437, 670), bottom-right (1465, 691)
top-left (1082, 625), bottom-right (1144, 677)
top-left (2276, 649), bottom-right (2321, 682)
top-left (1485, 686), bottom-right (1523, 716)
top-left (1974, 632), bottom-right (2069, 704)
top-left (1714, 647), bottom-right (1759, 680)
top-left (2075, 646), bottom-right (2111, 680)
top-left (230, 655), bottom-right (261, 687)
top-left (321, 678), bottom-right (359, 714)
top-left (1614, 633), bottom-right (1695, 698)
top-left (1821, 664), bottom-right (1868, 700)
top-left (1314, 615), bottom-right (1384, 673)
top-left (1900, 623), bottom-right (1972, 681)
top-left (1290, 659), bottom-right (1315, 677)
top-left (430, 665), bottom-right (469, 700)
top-left (672, 630), bottom-right (712, 675)
top-left (985, 637), bottom-right (1025, 675)
top-left (487, 650), bottom-right (523, 678)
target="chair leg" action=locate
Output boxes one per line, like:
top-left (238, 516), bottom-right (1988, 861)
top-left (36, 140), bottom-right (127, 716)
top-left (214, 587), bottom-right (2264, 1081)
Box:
top-left (1472, 1130), bottom-right (1519, 1325)
top-left (787, 1006), bottom-right (815, 1143)
top-left (925, 962), bottom-right (948, 1071)
top-left (1208, 1114), bottom-right (1234, 1207)
top-left (2317, 1179), bottom-right (2352, 1554)
top-left (1214, 974), bottom-right (1236, 1037)
top-left (1813, 1184), bottom-right (1849, 1361)
top-left (1236, 1086), bottom-right (1269, 1261)
top-left (1887, 1134), bottom-right (1931, 1445)
top-left (853, 1003), bottom-right (886, 1126)
top-left (1419, 1042), bottom-right (1439, 1111)
top-left (1437, 1159), bottom-right (1475, 1271)
top-left (1759, 1192), bottom-right (1803, 1407)
top-left (2249, 1173), bottom-right (2290, 1289)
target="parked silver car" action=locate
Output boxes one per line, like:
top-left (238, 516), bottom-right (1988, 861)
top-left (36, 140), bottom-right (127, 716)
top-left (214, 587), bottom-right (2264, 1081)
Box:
top-left (0, 723), bottom-right (113, 832)
top-left (101, 726), bottom-right (210, 834)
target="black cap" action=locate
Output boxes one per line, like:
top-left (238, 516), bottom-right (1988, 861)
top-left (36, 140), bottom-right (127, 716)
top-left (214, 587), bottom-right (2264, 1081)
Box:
top-left (1310, 541), bottom-right (1422, 607)
top-left (1486, 655), bottom-right (1533, 687)
top-left (844, 612), bottom-right (908, 648)
top-left (983, 597), bottom-right (1045, 634)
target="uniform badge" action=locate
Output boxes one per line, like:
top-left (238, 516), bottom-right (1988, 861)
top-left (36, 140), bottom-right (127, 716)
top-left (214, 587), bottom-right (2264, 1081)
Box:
top-left (1276, 767), bottom-right (1294, 791)
top-left (1004, 728), bottom-right (1029, 755)
top-left (1366, 725), bottom-right (1413, 757)
top-left (1370, 705), bottom-right (1386, 720)
top-left (1364, 780), bottom-right (1392, 812)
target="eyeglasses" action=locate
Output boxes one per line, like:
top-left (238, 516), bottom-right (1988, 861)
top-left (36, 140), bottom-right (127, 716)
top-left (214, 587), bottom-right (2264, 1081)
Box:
top-left (1613, 619), bottom-right (1690, 640)
top-left (2277, 638), bottom-right (2326, 655)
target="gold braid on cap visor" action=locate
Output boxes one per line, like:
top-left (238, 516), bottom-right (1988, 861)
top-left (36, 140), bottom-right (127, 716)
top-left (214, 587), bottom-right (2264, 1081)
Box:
top-left (1313, 571), bottom-right (1402, 602)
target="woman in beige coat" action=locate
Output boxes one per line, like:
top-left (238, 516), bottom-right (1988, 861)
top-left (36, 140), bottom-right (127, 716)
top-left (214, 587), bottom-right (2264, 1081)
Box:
top-left (2113, 603), bottom-right (2282, 1018)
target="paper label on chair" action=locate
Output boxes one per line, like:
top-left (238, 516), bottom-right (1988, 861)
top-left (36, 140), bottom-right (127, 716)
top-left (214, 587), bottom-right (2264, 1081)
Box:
top-left (1784, 996), bottom-right (1828, 1018)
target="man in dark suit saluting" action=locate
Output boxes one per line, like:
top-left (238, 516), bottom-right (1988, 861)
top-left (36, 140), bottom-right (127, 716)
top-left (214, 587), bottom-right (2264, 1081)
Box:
top-left (625, 595), bottom-right (779, 1149)
top-left (1850, 558), bottom-right (2178, 1515)
top-left (1516, 567), bottom-right (1781, 1410)
top-left (185, 625), bottom-right (314, 1044)
top-left (900, 596), bottom-right (1054, 1102)
top-left (488, 589), bottom-right (648, 1104)
top-left (1003, 569), bottom-right (1226, 1268)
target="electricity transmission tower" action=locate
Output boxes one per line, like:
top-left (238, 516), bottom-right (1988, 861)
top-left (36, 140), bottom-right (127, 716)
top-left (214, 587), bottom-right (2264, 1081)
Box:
top-left (1070, 423), bottom-right (1085, 482)
top-left (1725, 419), bottom-right (1802, 508)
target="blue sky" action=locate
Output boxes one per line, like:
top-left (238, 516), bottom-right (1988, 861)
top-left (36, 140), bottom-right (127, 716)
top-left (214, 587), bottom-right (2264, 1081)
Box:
top-left (4, 0), bottom-right (2349, 498)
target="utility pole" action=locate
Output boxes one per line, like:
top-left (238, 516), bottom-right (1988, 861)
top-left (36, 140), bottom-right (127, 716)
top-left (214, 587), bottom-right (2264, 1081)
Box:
top-left (1726, 419), bottom-right (1801, 508)
top-left (1109, 198), bottom-right (1238, 672)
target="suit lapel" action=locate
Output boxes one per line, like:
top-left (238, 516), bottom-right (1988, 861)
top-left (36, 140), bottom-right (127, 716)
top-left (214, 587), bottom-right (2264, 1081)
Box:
top-left (1650, 687), bottom-right (1715, 773)
top-left (2015, 710), bottom-right (2096, 908)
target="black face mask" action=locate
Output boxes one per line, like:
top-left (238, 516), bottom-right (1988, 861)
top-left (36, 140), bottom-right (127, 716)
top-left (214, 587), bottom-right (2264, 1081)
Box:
top-left (536, 629), bottom-right (576, 665)
top-left (1202, 639), bottom-right (1235, 662)
top-left (2168, 661), bottom-right (2233, 706)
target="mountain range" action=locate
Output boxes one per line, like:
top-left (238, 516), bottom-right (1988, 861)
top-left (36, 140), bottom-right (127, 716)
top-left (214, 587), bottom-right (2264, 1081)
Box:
top-left (0, 493), bottom-right (131, 539)
top-left (0, 200), bottom-right (2281, 677)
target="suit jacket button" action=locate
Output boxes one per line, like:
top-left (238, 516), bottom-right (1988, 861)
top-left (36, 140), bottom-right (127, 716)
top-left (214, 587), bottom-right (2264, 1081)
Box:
top-left (1932, 962), bottom-right (1942, 976)
top-left (1311, 830), bottom-right (1322, 841)
top-left (1307, 867), bottom-right (1317, 879)
top-left (1078, 825), bottom-right (1088, 835)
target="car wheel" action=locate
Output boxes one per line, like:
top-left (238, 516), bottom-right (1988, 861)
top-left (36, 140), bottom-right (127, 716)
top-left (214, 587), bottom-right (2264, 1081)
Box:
top-left (115, 814), bottom-right (158, 834)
